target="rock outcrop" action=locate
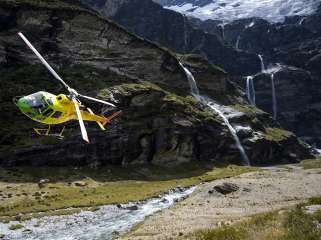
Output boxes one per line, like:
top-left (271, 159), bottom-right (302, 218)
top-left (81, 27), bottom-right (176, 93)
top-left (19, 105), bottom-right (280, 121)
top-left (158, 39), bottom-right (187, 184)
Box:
top-left (0, 0), bottom-right (312, 167)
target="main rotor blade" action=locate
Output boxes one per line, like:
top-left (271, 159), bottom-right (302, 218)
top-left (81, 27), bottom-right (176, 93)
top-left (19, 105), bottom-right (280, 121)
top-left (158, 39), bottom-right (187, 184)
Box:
top-left (72, 98), bottom-right (89, 143)
top-left (18, 32), bottom-right (71, 90)
top-left (79, 94), bottom-right (116, 107)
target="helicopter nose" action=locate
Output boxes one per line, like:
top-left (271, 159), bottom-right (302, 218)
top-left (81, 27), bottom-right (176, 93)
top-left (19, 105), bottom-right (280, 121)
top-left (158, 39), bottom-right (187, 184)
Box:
top-left (14, 97), bottom-right (29, 110)
top-left (13, 96), bottom-right (20, 105)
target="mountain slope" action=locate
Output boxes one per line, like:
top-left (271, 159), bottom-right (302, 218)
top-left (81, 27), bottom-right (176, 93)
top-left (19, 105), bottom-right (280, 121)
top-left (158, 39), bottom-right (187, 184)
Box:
top-left (81, 0), bottom-right (262, 76)
top-left (0, 0), bottom-right (311, 166)
top-left (82, 0), bottom-right (321, 147)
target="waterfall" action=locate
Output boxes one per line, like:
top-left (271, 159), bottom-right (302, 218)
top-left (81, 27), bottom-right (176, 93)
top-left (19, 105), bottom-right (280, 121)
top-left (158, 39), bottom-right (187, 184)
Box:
top-left (271, 73), bottom-right (277, 120)
top-left (299, 17), bottom-right (306, 25)
top-left (219, 23), bottom-right (225, 40)
top-left (179, 63), bottom-right (199, 96)
top-left (258, 54), bottom-right (265, 72)
top-left (205, 100), bottom-right (250, 166)
top-left (235, 35), bottom-right (241, 50)
top-left (246, 76), bottom-right (255, 106)
top-left (180, 62), bottom-right (250, 166)
top-left (250, 77), bottom-right (256, 105)
top-left (262, 65), bottom-right (281, 120)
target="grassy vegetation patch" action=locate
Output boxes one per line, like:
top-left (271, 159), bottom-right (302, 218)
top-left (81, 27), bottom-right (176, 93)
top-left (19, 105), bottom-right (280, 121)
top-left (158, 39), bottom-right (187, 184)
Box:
top-left (193, 198), bottom-right (321, 240)
top-left (308, 196), bottom-right (321, 205)
top-left (300, 158), bottom-right (321, 169)
top-left (230, 104), bottom-right (266, 115)
top-left (264, 128), bottom-right (294, 142)
top-left (0, 164), bottom-right (254, 221)
top-left (109, 82), bottom-right (221, 125)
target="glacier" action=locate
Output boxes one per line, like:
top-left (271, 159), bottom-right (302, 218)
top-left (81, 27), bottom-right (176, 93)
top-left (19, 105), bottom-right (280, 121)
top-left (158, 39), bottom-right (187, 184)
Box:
top-left (162, 0), bottom-right (320, 22)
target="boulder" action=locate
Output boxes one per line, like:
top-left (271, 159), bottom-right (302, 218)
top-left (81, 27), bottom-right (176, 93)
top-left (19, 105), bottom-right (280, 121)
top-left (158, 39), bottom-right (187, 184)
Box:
top-left (214, 182), bottom-right (239, 195)
top-left (74, 181), bottom-right (88, 187)
top-left (125, 205), bottom-right (139, 211)
top-left (38, 179), bottom-right (50, 188)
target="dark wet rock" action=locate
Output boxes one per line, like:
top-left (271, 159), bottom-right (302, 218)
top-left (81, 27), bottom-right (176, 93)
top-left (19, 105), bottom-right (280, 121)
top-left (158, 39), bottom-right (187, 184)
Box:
top-left (235, 126), bottom-right (252, 139)
top-left (174, 186), bottom-right (185, 193)
top-left (160, 198), bottom-right (169, 203)
top-left (14, 213), bottom-right (23, 221)
top-left (116, 203), bottom-right (139, 210)
top-left (125, 205), bottom-right (139, 211)
top-left (112, 231), bottom-right (120, 236)
top-left (214, 182), bottom-right (239, 195)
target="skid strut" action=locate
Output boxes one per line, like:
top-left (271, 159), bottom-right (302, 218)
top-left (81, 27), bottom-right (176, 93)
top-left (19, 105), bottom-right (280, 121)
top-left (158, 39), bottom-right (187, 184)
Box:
top-left (34, 125), bottom-right (65, 139)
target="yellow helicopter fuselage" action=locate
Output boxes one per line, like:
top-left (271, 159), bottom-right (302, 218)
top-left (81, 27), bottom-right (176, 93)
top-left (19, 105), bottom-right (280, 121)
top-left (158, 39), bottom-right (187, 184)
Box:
top-left (15, 91), bottom-right (105, 125)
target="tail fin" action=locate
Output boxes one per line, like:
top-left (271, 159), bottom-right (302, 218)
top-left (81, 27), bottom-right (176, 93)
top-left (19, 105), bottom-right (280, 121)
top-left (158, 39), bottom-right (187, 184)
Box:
top-left (103, 110), bottom-right (122, 126)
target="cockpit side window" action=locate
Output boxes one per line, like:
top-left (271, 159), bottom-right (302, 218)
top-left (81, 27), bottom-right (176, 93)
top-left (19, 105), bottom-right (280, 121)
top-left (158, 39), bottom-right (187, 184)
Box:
top-left (42, 108), bottom-right (54, 117)
top-left (47, 98), bottom-right (54, 106)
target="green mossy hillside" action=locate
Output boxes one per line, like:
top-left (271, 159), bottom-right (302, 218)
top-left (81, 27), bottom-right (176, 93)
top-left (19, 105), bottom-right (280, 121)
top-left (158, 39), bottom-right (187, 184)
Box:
top-left (264, 128), bottom-right (294, 142)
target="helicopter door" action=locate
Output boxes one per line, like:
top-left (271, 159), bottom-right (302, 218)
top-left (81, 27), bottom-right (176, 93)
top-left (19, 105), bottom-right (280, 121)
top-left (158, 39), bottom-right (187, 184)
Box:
top-left (42, 108), bottom-right (54, 118)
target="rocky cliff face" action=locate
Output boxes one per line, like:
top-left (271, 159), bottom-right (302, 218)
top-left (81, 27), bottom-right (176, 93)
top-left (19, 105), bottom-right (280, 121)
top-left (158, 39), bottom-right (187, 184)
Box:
top-left (80, 0), bottom-right (261, 76)
top-left (0, 0), bottom-right (312, 167)
top-left (219, 6), bottom-right (321, 146)
top-left (81, 0), bottom-right (321, 148)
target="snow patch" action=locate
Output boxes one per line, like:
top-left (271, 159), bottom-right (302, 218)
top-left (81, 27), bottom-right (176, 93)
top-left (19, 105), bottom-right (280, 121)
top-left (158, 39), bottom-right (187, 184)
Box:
top-left (164, 0), bottom-right (320, 22)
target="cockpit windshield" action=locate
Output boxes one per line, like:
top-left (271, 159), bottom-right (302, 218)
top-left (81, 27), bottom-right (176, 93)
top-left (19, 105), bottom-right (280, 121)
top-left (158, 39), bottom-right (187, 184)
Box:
top-left (24, 92), bottom-right (49, 113)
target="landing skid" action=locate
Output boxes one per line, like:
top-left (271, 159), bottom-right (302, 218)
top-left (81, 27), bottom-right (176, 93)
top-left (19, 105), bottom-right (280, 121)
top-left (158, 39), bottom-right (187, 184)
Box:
top-left (34, 125), bottom-right (65, 139)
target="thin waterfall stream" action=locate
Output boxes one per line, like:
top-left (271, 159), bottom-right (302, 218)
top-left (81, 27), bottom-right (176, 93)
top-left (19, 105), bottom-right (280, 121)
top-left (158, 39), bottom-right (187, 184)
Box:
top-left (244, 54), bottom-right (265, 106)
top-left (180, 63), bottom-right (250, 166)
top-left (219, 23), bottom-right (225, 40)
top-left (258, 54), bottom-right (265, 71)
top-left (244, 55), bottom-right (280, 120)
top-left (246, 76), bottom-right (256, 106)
top-left (235, 35), bottom-right (241, 50)
top-left (263, 65), bottom-right (282, 120)
top-left (271, 73), bottom-right (277, 120)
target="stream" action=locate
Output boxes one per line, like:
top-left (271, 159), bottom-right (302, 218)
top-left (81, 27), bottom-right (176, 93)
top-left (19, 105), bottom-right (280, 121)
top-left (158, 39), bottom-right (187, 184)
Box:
top-left (0, 187), bottom-right (196, 240)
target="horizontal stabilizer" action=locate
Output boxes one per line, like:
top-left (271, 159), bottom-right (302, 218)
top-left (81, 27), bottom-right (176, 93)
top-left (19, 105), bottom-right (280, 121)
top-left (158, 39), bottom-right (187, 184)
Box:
top-left (87, 108), bottom-right (106, 131)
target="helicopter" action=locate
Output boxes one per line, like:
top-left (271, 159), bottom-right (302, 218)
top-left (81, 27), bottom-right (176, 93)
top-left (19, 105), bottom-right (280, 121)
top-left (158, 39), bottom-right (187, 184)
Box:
top-left (13, 32), bottom-right (121, 143)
